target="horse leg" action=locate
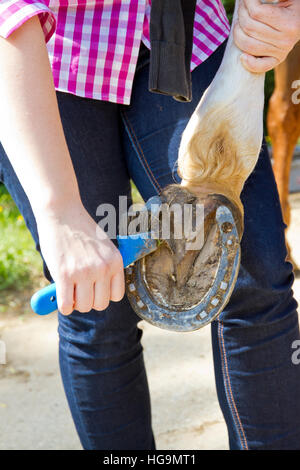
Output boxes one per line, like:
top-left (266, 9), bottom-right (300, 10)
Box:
top-left (178, 0), bottom-right (266, 218)
top-left (132, 0), bottom-right (285, 328)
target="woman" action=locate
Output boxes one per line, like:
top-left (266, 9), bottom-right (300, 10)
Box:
top-left (0, 0), bottom-right (300, 450)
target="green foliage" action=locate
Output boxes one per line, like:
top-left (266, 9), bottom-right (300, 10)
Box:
top-left (264, 70), bottom-right (275, 133)
top-left (131, 182), bottom-right (144, 204)
top-left (0, 184), bottom-right (42, 292)
top-left (222, 0), bottom-right (235, 23)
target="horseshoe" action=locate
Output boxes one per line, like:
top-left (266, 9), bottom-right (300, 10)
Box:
top-left (125, 184), bottom-right (243, 332)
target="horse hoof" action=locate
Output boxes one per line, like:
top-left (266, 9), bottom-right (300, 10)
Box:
top-left (125, 184), bottom-right (243, 332)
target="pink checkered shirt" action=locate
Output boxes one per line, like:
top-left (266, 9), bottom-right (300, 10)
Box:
top-left (0, 0), bottom-right (230, 104)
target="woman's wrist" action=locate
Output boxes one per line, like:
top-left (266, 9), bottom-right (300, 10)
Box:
top-left (32, 188), bottom-right (83, 222)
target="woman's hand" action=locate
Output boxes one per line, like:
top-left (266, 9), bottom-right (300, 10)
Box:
top-left (234, 0), bottom-right (300, 73)
top-left (36, 202), bottom-right (125, 315)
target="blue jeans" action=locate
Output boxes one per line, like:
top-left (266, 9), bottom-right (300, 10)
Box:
top-left (1, 42), bottom-right (300, 450)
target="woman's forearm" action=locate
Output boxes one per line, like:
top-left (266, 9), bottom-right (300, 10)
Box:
top-left (0, 14), bottom-right (81, 217)
top-left (0, 15), bottom-right (125, 314)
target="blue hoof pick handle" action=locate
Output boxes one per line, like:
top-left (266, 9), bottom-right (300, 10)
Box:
top-left (30, 232), bottom-right (158, 316)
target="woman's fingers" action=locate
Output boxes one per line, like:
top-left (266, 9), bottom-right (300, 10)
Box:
top-left (57, 271), bottom-right (124, 315)
top-left (238, 0), bottom-right (283, 46)
top-left (235, 0), bottom-right (300, 73)
top-left (93, 278), bottom-right (111, 311)
top-left (234, 22), bottom-right (283, 59)
top-left (110, 270), bottom-right (125, 302)
top-left (56, 252), bottom-right (125, 314)
top-left (74, 280), bottom-right (95, 313)
top-left (243, 0), bottom-right (290, 31)
top-left (56, 279), bottom-right (75, 316)
top-left (93, 262), bottom-right (125, 309)
top-left (240, 53), bottom-right (279, 73)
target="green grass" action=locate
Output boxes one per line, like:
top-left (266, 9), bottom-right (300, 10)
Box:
top-left (131, 182), bottom-right (144, 204)
top-left (0, 184), bottom-right (42, 292)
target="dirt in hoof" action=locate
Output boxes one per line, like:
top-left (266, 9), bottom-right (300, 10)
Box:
top-left (143, 226), bottom-right (221, 310)
top-left (141, 185), bottom-right (228, 311)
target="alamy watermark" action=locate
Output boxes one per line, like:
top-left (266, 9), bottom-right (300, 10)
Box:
top-left (96, 196), bottom-right (205, 251)
top-left (291, 80), bottom-right (300, 105)
top-left (291, 340), bottom-right (300, 365)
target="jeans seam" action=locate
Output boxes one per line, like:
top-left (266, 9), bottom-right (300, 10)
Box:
top-left (218, 320), bottom-right (249, 450)
top-left (120, 110), bottom-right (162, 194)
